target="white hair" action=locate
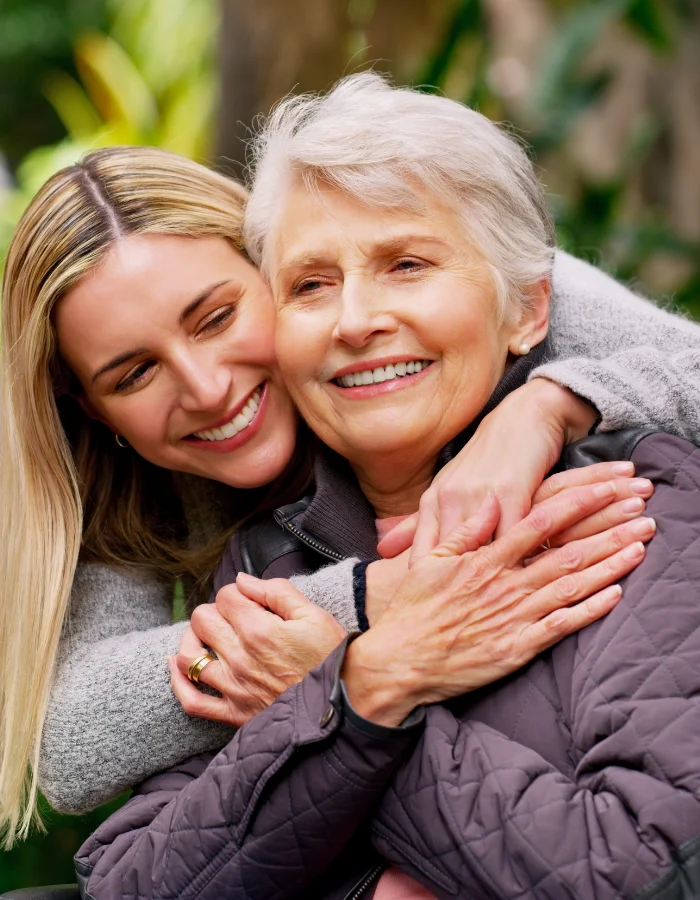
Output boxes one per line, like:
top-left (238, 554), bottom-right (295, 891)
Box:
top-left (244, 72), bottom-right (555, 322)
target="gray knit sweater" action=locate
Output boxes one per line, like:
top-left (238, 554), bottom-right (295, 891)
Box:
top-left (39, 250), bottom-right (700, 814)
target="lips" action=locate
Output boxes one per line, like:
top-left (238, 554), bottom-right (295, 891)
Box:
top-left (191, 385), bottom-right (262, 441)
top-left (334, 359), bottom-right (432, 388)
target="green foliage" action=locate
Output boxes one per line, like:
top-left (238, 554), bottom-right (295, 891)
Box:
top-left (0, 794), bottom-right (129, 891)
top-left (0, 0), bottom-right (107, 167)
top-left (0, 0), bottom-right (217, 279)
top-left (421, 0), bottom-right (700, 316)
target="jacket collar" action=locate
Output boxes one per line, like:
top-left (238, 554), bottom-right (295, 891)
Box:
top-left (287, 338), bottom-right (551, 560)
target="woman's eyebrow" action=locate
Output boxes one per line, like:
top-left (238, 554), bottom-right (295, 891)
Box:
top-left (178, 279), bottom-right (231, 323)
top-left (91, 280), bottom-right (232, 383)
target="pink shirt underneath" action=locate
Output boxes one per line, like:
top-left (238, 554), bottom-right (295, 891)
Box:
top-left (372, 516), bottom-right (438, 900)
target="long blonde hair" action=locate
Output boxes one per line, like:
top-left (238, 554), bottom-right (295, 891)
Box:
top-left (0, 146), bottom-right (255, 846)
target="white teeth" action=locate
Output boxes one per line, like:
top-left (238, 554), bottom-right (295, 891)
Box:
top-left (193, 387), bottom-right (262, 441)
top-left (336, 360), bottom-right (431, 388)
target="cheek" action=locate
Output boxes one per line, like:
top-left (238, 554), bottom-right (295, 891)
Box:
top-left (104, 395), bottom-right (171, 453)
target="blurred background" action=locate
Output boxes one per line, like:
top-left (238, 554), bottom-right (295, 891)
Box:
top-left (0, 0), bottom-right (698, 889)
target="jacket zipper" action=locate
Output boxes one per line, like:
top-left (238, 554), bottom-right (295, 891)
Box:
top-left (343, 863), bottom-right (385, 900)
top-left (275, 512), bottom-right (346, 562)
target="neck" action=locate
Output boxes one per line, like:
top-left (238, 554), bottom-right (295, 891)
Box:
top-left (351, 454), bottom-right (436, 518)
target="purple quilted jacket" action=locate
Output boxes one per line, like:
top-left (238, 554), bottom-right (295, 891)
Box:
top-left (75, 429), bottom-right (700, 900)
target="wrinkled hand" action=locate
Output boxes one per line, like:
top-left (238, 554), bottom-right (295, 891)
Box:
top-left (377, 379), bottom-right (599, 562)
top-left (344, 477), bottom-right (656, 726)
top-left (170, 578), bottom-right (347, 726)
top-left (367, 461), bottom-right (653, 622)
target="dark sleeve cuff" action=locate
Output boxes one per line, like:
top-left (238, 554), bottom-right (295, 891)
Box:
top-left (339, 680), bottom-right (424, 739)
top-left (352, 561), bottom-right (371, 633)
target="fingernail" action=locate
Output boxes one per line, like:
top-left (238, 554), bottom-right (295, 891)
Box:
top-left (631, 516), bottom-right (656, 536)
top-left (621, 497), bottom-right (644, 514)
top-left (622, 541), bottom-right (645, 559)
top-left (236, 572), bottom-right (254, 583)
top-left (612, 462), bottom-right (634, 475)
top-left (593, 482), bottom-right (615, 498)
top-left (630, 478), bottom-right (653, 495)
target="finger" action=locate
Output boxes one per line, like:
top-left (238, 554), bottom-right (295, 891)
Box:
top-left (432, 495), bottom-right (501, 558)
top-left (168, 656), bottom-right (232, 723)
top-left (548, 496), bottom-right (646, 546)
top-left (524, 514), bottom-right (655, 593)
top-left (235, 574), bottom-right (316, 621)
top-left (486, 481), bottom-right (620, 568)
top-left (178, 625), bottom-right (208, 660)
top-left (410, 504), bottom-right (440, 565)
top-left (377, 513), bottom-right (418, 559)
top-left (528, 538), bottom-right (647, 624)
top-left (533, 461), bottom-right (635, 505)
top-left (189, 602), bottom-right (236, 650)
top-left (526, 583), bottom-right (623, 655)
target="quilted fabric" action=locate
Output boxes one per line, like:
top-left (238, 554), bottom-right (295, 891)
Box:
top-left (75, 433), bottom-right (700, 899)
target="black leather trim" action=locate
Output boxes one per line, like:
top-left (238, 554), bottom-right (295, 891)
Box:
top-left (238, 514), bottom-right (310, 578)
top-left (73, 860), bottom-right (94, 900)
top-left (633, 835), bottom-right (700, 900)
top-left (0, 888), bottom-right (81, 900)
top-left (559, 426), bottom-right (658, 471)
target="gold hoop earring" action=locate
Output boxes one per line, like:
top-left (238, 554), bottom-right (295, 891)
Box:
top-left (115, 434), bottom-right (129, 448)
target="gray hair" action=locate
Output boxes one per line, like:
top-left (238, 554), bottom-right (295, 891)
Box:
top-left (244, 72), bottom-right (556, 322)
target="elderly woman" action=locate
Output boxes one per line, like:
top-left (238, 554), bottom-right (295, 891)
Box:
top-left (74, 75), bottom-right (700, 899)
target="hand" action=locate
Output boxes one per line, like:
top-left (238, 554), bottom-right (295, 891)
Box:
top-left (170, 578), bottom-right (347, 726)
top-left (344, 479), bottom-right (656, 726)
top-left (377, 379), bottom-right (598, 562)
top-left (367, 462), bottom-right (654, 621)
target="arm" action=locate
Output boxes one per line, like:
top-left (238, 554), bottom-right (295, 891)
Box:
top-left (39, 563), bottom-right (232, 813)
top-left (535, 250), bottom-right (700, 437)
top-left (75, 639), bottom-right (421, 900)
top-left (368, 432), bottom-right (700, 899)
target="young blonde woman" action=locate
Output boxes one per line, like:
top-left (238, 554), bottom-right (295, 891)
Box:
top-left (1, 144), bottom-right (700, 853)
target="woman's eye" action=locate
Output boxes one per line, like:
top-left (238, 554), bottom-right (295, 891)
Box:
top-left (292, 279), bottom-right (324, 295)
top-left (197, 305), bottom-right (236, 335)
top-left (393, 259), bottom-right (423, 272)
top-left (115, 361), bottom-right (154, 393)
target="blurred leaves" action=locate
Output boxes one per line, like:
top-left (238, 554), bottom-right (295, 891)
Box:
top-left (0, 0), bottom-right (217, 276)
top-left (422, 0), bottom-right (699, 314)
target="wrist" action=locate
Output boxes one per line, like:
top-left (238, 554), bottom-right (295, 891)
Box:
top-left (341, 630), bottom-right (420, 726)
top-left (528, 377), bottom-right (598, 444)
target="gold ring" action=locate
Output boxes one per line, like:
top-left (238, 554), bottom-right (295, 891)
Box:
top-left (187, 652), bottom-right (216, 684)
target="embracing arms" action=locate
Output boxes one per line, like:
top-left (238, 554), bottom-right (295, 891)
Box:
top-left (368, 433), bottom-right (700, 899)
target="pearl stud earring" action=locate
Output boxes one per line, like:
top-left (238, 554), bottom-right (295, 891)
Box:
top-left (518, 341), bottom-right (531, 355)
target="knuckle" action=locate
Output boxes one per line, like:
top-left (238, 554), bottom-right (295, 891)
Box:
top-left (528, 507), bottom-right (553, 537)
top-left (543, 609), bottom-right (569, 637)
top-left (490, 634), bottom-right (517, 665)
top-left (555, 543), bottom-right (584, 572)
top-left (554, 573), bottom-right (580, 602)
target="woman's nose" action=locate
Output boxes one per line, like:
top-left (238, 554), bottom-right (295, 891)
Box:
top-left (332, 284), bottom-right (397, 347)
top-left (178, 357), bottom-right (232, 413)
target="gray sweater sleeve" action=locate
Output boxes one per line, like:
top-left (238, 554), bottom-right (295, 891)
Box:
top-left (535, 251), bottom-right (700, 438)
top-left (39, 564), bottom-right (234, 813)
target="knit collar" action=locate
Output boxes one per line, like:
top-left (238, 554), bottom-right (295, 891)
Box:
top-left (296, 338), bottom-right (551, 560)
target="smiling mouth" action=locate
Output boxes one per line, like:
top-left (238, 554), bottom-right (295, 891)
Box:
top-left (190, 385), bottom-right (262, 441)
top-left (333, 359), bottom-right (433, 388)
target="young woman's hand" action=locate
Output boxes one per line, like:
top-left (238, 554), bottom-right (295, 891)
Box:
top-left (170, 580), bottom-right (346, 726)
top-left (344, 479), bottom-right (656, 726)
top-left (377, 378), bottom-right (599, 562)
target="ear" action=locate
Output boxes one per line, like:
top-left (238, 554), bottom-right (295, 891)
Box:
top-left (508, 277), bottom-right (550, 355)
top-left (76, 394), bottom-right (116, 432)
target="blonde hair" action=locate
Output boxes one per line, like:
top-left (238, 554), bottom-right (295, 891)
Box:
top-left (0, 146), bottom-right (252, 846)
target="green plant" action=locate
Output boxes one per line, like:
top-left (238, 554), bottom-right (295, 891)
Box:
top-left (420, 0), bottom-right (700, 316)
